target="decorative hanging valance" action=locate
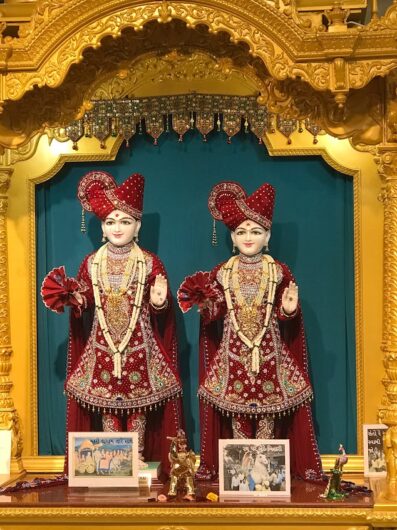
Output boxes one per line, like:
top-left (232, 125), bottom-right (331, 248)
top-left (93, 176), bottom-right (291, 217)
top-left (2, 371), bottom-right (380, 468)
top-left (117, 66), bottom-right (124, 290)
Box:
top-left (65, 94), bottom-right (322, 150)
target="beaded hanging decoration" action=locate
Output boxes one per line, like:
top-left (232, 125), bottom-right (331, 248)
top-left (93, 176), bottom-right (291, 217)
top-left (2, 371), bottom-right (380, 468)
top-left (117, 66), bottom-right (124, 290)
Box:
top-left (91, 242), bottom-right (147, 379)
top-left (222, 254), bottom-right (277, 374)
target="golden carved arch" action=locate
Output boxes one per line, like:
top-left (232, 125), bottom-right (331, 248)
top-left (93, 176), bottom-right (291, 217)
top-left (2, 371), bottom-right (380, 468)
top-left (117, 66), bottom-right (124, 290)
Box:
top-left (0, 20), bottom-right (269, 147)
top-left (4, 39), bottom-right (375, 467)
top-left (1, 0), bottom-right (307, 101)
top-left (0, 16), bottom-right (386, 154)
top-left (0, 0), bottom-right (397, 109)
top-left (1, 0), bottom-right (397, 510)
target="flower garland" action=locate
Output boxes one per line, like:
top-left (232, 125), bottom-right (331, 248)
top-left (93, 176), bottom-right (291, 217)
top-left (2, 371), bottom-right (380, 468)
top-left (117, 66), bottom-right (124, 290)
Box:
top-left (222, 254), bottom-right (277, 374)
top-left (91, 242), bottom-right (146, 379)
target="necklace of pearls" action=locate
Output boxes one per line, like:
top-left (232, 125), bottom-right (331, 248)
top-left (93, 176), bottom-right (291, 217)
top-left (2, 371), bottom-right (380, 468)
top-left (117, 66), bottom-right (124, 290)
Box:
top-left (91, 242), bottom-right (146, 379)
top-left (222, 254), bottom-right (277, 374)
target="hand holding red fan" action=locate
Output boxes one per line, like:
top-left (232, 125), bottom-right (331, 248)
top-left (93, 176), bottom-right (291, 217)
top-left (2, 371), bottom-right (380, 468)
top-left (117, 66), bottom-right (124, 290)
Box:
top-left (41, 266), bottom-right (85, 314)
top-left (177, 271), bottom-right (218, 313)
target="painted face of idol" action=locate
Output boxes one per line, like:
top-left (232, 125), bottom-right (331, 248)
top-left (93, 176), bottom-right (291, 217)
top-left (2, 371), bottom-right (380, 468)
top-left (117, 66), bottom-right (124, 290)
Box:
top-left (231, 219), bottom-right (270, 256)
top-left (101, 209), bottom-right (141, 247)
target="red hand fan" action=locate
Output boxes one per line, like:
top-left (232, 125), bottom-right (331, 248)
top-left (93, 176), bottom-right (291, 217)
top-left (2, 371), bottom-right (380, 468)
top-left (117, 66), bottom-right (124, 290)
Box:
top-left (41, 266), bottom-right (82, 313)
top-left (177, 271), bottom-right (218, 313)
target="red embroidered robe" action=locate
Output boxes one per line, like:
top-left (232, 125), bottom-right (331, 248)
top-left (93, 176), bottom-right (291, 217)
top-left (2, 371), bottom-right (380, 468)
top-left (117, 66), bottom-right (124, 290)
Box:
top-left (65, 243), bottom-right (183, 470)
top-left (197, 254), bottom-right (322, 480)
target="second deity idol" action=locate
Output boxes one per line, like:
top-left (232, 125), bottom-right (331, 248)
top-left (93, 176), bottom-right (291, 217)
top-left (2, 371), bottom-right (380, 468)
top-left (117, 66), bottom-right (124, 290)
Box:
top-left (178, 181), bottom-right (322, 480)
top-left (41, 171), bottom-right (183, 472)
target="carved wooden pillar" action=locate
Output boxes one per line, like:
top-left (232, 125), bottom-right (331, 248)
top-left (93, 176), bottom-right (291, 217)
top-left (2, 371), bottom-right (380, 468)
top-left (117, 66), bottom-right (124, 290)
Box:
top-left (0, 167), bottom-right (24, 475)
top-left (378, 149), bottom-right (397, 500)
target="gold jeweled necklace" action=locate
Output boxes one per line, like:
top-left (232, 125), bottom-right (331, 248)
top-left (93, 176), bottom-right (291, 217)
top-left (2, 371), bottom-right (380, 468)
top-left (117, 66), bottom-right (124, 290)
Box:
top-left (232, 256), bottom-right (268, 340)
top-left (223, 254), bottom-right (277, 374)
top-left (100, 244), bottom-right (137, 327)
top-left (92, 242), bottom-right (146, 379)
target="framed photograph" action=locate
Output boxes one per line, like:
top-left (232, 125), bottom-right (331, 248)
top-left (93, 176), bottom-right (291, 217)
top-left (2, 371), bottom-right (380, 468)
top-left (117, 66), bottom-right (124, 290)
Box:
top-left (68, 432), bottom-right (139, 487)
top-left (219, 439), bottom-right (290, 497)
top-left (363, 424), bottom-right (387, 477)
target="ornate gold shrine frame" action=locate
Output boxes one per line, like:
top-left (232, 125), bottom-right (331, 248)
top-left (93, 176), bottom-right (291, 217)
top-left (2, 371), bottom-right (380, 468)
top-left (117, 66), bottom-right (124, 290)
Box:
top-left (5, 126), bottom-right (378, 474)
top-left (0, 0), bottom-right (387, 478)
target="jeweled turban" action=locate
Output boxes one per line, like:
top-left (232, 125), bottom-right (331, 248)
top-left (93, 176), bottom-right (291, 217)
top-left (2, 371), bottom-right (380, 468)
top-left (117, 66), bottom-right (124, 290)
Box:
top-left (208, 181), bottom-right (275, 230)
top-left (77, 171), bottom-right (145, 220)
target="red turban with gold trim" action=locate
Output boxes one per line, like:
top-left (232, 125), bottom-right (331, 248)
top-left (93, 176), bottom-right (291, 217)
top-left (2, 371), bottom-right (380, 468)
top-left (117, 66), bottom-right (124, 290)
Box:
top-left (208, 181), bottom-right (275, 230)
top-left (77, 171), bottom-right (145, 220)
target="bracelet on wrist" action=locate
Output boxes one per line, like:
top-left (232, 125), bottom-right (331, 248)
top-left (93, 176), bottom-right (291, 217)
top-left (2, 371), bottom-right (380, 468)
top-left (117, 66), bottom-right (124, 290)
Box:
top-left (280, 305), bottom-right (297, 318)
top-left (150, 298), bottom-right (168, 310)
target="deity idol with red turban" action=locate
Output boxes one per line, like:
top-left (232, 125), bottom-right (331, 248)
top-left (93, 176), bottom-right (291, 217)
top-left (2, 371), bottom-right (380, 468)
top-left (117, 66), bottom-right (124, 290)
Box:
top-left (178, 181), bottom-right (322, 480)
top-left (41, 171), bottom-right (183, 473)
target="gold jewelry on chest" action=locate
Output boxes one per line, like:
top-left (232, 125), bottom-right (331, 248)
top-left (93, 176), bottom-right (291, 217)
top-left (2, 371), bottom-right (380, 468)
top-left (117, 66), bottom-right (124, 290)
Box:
top-left (232, 259), bottom-right (268, 339)
top-left (223, 254), bottom-right (277, 374)
top-left (91, 243), bottom-right (147, 379)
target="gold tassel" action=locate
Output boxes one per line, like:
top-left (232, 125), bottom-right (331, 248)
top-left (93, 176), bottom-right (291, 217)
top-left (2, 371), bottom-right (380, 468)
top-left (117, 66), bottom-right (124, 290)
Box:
top-left (251, 345), bottom-right (260, 374)
top-left (211, 218), bottom-right (218, 246)
top-left (81, 208), bottom-right (86, 233)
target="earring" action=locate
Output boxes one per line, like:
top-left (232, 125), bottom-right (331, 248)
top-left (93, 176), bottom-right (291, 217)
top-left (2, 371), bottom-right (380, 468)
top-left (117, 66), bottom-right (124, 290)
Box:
top-left (102, 234), bottom-right (107, 243)
top-left (264, 244), bottom-right (269, 252)
top-left (134, 235), bottom-right (139, 243)
top-left (211, 219), bottom-right (218, 246)
top-left (232, 244), bottom-right (236, 254)
top-left (80, 208), bottom-right (86, 234)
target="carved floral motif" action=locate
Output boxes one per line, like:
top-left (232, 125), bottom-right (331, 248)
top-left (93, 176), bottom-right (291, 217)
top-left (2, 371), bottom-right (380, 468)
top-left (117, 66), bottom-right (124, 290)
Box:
top-left (0, 167), bottom-right (23, 463)
top-left (376, 149), bottom-right (397, 500)
top-left (0, 0), bottom-right (396, 488)
top-left (0, 0), bottom-right (397, 106)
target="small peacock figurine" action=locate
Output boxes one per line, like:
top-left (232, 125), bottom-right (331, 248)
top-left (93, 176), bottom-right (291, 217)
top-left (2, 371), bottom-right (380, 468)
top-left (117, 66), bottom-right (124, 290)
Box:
top-left (321, 444), bottom-right (348, 500)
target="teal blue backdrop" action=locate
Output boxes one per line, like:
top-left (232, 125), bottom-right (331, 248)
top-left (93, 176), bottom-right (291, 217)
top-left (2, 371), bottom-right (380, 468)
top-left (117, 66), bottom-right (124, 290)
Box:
top-left (36, 129), bottom-right (356, 455)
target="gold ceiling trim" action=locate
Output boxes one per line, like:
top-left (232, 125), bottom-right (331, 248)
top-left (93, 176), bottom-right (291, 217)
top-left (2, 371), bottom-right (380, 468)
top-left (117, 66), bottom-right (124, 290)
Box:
top-left (0, 27), bottom-right (272, 152)
top-left (1, 2), bottom-right (307, 101)
top-left (1, 1), bottom-right (397, 105)
top-left (0, 41), bottom-right (385, 153)
top-left (89, 50), bottom-right (264, 100)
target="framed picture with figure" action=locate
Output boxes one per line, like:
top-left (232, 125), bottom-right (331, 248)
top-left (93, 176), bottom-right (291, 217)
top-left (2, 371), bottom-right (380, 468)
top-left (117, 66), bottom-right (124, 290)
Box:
top-left (219, 439), bottom-right (290, 497)
top-left (363, 424), bottom-right (387, 477)
top-left (68, 432), bottom-right (139, 487)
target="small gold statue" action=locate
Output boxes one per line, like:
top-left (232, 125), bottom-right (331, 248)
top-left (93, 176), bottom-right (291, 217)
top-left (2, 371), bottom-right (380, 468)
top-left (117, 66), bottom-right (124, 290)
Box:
top-left (167, 429), bottom-right (196, 500)
top-left (384, 425), bottom-right (397, 499)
